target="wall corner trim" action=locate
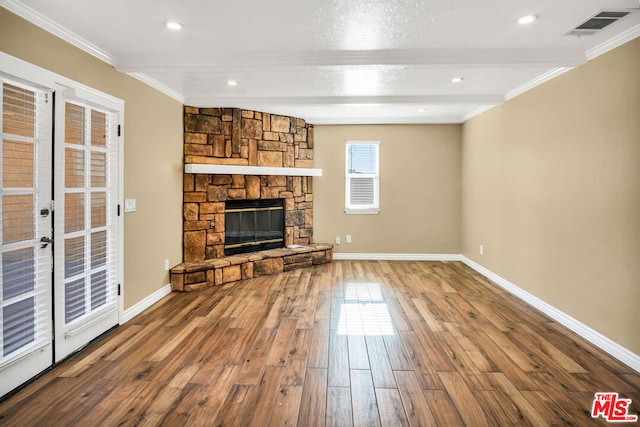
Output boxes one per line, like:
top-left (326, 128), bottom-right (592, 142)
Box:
top-left (122, 284), bottom-right (172, 324)
top-left (460, 256), bottom-right (640, 373)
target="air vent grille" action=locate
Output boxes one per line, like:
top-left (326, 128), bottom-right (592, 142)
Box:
top-left (595, 11), bottom-right (629, 19)
top-left (567, 10), bottom-right (630, 36)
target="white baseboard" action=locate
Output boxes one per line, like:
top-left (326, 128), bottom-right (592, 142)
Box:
top-left (460, 256), bottom-right (640, 373)
top-left (332, 253), bottom-right (462, 261)
top-left (330, 253), bottom-right (639, 372)
top-left (122, 284), bottom-right (172, 324)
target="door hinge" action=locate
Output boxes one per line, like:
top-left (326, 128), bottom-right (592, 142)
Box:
top-left (117, 284), bottom-right (121, 296)
top-left (117, 204), bottom-right (121, 216)
top-left (51, 200), bottom-right (56, 211)
top-left (117, 124), bottom-right (121, 137)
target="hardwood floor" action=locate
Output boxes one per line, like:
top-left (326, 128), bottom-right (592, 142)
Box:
top-left (1, 260), bottom-right (638, 426)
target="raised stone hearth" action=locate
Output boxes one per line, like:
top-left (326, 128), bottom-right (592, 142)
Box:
top-left (172, 106), bottom-right (331, 291)
top-left (171, 244), bottom-right (332, 292)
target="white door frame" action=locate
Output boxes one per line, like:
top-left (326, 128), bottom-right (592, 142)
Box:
top-left (0, 52), bottom-right (124, 394)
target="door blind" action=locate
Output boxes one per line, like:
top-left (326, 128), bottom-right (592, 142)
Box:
top-left (59, 100), bottom-right (118, 329)
top-left (0, 80), bottom-right (52, 366)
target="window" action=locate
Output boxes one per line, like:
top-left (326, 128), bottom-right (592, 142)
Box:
top-left (345, 141), bottom-right (379, 214)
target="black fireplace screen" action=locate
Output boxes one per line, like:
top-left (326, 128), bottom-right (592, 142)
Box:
top-left (224, 199), bottom-right (284, 255)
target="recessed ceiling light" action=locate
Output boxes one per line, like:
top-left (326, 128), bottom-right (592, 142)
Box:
top-left (517, 14), bottom-right (537, 25)
top-left (451, 77), bottom-right (464, 83)
top-left (418, 108), bottom-right (426, 113)
top-left (227, 80), bottom-right (238, 86)
top-left (165, 21), bottom-right (183, 30)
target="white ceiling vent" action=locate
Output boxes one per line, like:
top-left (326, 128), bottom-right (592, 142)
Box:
top-left (567, 11), bottom-right (631, 36)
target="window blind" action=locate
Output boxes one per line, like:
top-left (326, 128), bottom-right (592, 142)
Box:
top-left (0, 80), bottom-right (52, 364)
top-left (345, 141), bottom-right (379, 214)
top-left (60, 101), bottom-right (118, 327)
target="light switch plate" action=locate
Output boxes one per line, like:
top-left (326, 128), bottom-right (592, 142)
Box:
top-left (124, 199), bottom-right (136, 213)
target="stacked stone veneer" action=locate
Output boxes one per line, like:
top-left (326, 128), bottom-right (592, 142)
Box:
top-left (182, 106), bottom-right (315, 262)
top-left (172, 106), bottom-right (331, 292)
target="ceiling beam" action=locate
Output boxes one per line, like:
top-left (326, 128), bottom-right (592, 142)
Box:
top-left (185, 94), bottom-right (504, 107)
top-left (308, 116), bottom-right (465, 125)
top-left (116, 48), bottom-right (586, 72)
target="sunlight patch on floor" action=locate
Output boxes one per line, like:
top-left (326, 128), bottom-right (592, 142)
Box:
top-left (337, 282), bottom-right (394, 336)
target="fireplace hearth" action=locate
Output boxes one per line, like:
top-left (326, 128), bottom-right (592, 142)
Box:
top-left (225, 199), bottom-right (284, 255)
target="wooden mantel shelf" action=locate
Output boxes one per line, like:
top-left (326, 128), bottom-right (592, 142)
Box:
top-left (185, 163), bottom-right (322, 177)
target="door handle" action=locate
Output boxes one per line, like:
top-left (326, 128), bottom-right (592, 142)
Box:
top-left (40, 208), bottom-right (50, 217)
top-left (40, 236), bottom-right (53, 248)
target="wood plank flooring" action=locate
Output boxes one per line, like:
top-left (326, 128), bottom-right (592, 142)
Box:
top-left (0, 260), bottom-right (638, 426)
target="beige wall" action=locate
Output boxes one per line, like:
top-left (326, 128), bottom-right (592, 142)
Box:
top-left (314, 124), bottom-right (461, 254)
top-left (1, 9), bottom-right (184, 310)
top-left (461, 38), bottom-right (640, 354)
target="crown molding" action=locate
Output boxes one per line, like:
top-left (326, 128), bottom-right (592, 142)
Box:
top-left (496, 24), bottom-right (639, 106)
top-left (116, 48), bottom-right (587, 73)
top-left (505, 67), bottom-right (574, 101)
top-left (127, 72), bottom-right (185, 103)
top-left (462, 67), bottom-right (574, 121)
top-left (1, 0), bottom-right (186, 104)
top-left (461, 104), bottom-right (497, 122)
top-left (586, 24), bottom-right (640, 60)
top-left (466, 25), bottom-right (639, 120)
top-left (1, 0), bottom-right (116, 65)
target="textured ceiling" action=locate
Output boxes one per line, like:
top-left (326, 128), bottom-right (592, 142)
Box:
top-left (3, 0), bottom-right (639, 123)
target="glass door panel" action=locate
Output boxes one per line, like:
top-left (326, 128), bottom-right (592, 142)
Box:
top-left (0, 80), bottom-right (53, 397)
top-left (53, 99), bottom-right (118, 362)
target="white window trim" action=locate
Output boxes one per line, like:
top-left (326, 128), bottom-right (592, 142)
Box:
top-left (345, 140), bottom-right (380, 215)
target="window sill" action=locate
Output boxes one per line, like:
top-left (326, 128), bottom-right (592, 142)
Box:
top-left (345, 208), bottom-right (380, 215)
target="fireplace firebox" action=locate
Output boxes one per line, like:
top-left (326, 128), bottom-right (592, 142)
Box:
top-left (224, 199), bottom-right (284, 255)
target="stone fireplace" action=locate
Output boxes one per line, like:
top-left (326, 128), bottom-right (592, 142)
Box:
top-left (171, 107), bottom-right (331, 292)
top-left (182, 106), bottom-right (316, 262)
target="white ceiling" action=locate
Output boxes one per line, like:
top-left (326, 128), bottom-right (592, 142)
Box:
top-left (3, 0), bottom-right (640, 124)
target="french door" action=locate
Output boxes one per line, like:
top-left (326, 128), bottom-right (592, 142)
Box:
top-left (0, 61), bottom-right (122, 397)
top-left (53, 94), bottom-right (120, 362)
top-left (0, 79), bottom-right (54, 397)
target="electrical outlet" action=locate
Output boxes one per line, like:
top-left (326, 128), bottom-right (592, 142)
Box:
top-left (164, 259), bottom-right (170, 271)
top-left (346, 235), bottom-right (352, 243)
top-left (335, 236), bottom-right (341, 245)
top-left (480, 245), bottom-right (484, 255)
